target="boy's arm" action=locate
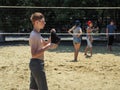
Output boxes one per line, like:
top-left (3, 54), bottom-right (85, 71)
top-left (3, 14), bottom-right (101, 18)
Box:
top-left (106, 28), bottom-right (108, 38)
top-left (92, 27), bottom-right (99, 31)
top-left (31, 43), bottom-right (51, 58)
top-left (42, 37), bottom-right (51, 46)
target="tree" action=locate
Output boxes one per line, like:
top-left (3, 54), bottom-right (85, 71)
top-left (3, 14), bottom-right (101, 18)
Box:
top-left (0, 0), bottom-right (119, 33)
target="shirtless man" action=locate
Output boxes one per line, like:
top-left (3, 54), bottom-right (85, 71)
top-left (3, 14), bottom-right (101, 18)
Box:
top-left (29, 12), bottom-right (57, 90)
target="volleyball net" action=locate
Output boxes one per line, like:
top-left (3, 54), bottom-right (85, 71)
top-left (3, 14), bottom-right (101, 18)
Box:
top-left (0, 6), bottom-right (120, 42)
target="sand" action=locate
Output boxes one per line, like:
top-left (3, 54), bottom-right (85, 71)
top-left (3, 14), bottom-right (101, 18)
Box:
top-left (0, 44), bottom-right (120, 90)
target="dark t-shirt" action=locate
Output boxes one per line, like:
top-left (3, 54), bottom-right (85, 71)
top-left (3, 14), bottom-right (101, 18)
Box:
top-left (107, 24), bottom-right (116, 35)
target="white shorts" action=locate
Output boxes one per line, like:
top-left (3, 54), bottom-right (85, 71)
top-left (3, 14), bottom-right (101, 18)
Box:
top-left (86, 37), bottom-right (92, 47)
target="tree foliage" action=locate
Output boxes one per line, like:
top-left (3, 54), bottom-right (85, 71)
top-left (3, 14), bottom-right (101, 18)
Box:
top-left (0, 0), bottom-right (119, 32)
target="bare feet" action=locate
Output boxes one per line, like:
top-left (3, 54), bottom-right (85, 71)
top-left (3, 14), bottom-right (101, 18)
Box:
top-left (70, 60), bottom-right (78, 62)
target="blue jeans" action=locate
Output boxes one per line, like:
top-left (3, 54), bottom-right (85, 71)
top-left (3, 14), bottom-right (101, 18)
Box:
top-left (29, 58), bottom-right (48, 90)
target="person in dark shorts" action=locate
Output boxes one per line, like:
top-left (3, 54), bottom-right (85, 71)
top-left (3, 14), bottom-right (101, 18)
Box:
top-left (106, 20), bottom-right (117, 51)
top-left (29, 12), bottom-right (58, 90)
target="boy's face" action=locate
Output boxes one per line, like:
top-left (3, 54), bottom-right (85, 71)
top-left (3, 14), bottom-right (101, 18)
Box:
top-left (35, 18), bottom-right (46, 29)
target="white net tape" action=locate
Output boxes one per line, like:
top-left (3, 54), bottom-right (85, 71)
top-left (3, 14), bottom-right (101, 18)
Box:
top-left (0, 6), bottom-right (120, 9)
top-left (0, 33), bottom-right (120, 35)
top-left (0, 6), bottom-right (119, 42)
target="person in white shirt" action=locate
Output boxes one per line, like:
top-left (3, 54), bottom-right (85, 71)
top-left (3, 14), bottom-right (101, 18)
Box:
top-left (68, 20), bottom-right (82, 62)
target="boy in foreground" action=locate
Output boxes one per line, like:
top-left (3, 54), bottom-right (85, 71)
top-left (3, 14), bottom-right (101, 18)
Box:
top-left (29, 12), bottom-right (59, 90)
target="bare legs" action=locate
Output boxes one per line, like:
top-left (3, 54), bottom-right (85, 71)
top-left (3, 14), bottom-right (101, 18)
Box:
top-left (73, 43), bottom-right (81, 61)
top-left (85, 37), bottom-right (93, 57)
top-left (84, 46), bottom-right (92, 57)
top-left (107, 45), bottom-right (112, 52)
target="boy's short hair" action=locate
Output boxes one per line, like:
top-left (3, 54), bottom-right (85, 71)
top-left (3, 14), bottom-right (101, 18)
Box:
top-left (30, 12), bottom-right (44, 24)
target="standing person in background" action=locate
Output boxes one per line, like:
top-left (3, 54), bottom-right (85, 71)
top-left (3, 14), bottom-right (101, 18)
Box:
top-left (29, 12), bottom-right (58, 90)
top-left (84, 20), bottom-right (99, 57)
top-left (106, 20), bottom-right (117, 51)
top-left (68, 20), bottom-right (82, 62)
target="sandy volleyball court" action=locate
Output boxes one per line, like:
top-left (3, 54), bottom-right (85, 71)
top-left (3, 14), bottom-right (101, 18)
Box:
top-left (0, 44), bottom-right (120, 90)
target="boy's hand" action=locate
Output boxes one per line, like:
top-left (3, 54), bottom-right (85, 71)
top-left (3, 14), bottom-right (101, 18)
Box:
top-left (106, 34), bottom-right (108, 38)
top-left (49, 43), bottom-right (58, 49)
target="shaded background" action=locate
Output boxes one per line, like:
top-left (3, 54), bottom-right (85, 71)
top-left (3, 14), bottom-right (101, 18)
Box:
top-left (0, 0), bottom-right (120, 41)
